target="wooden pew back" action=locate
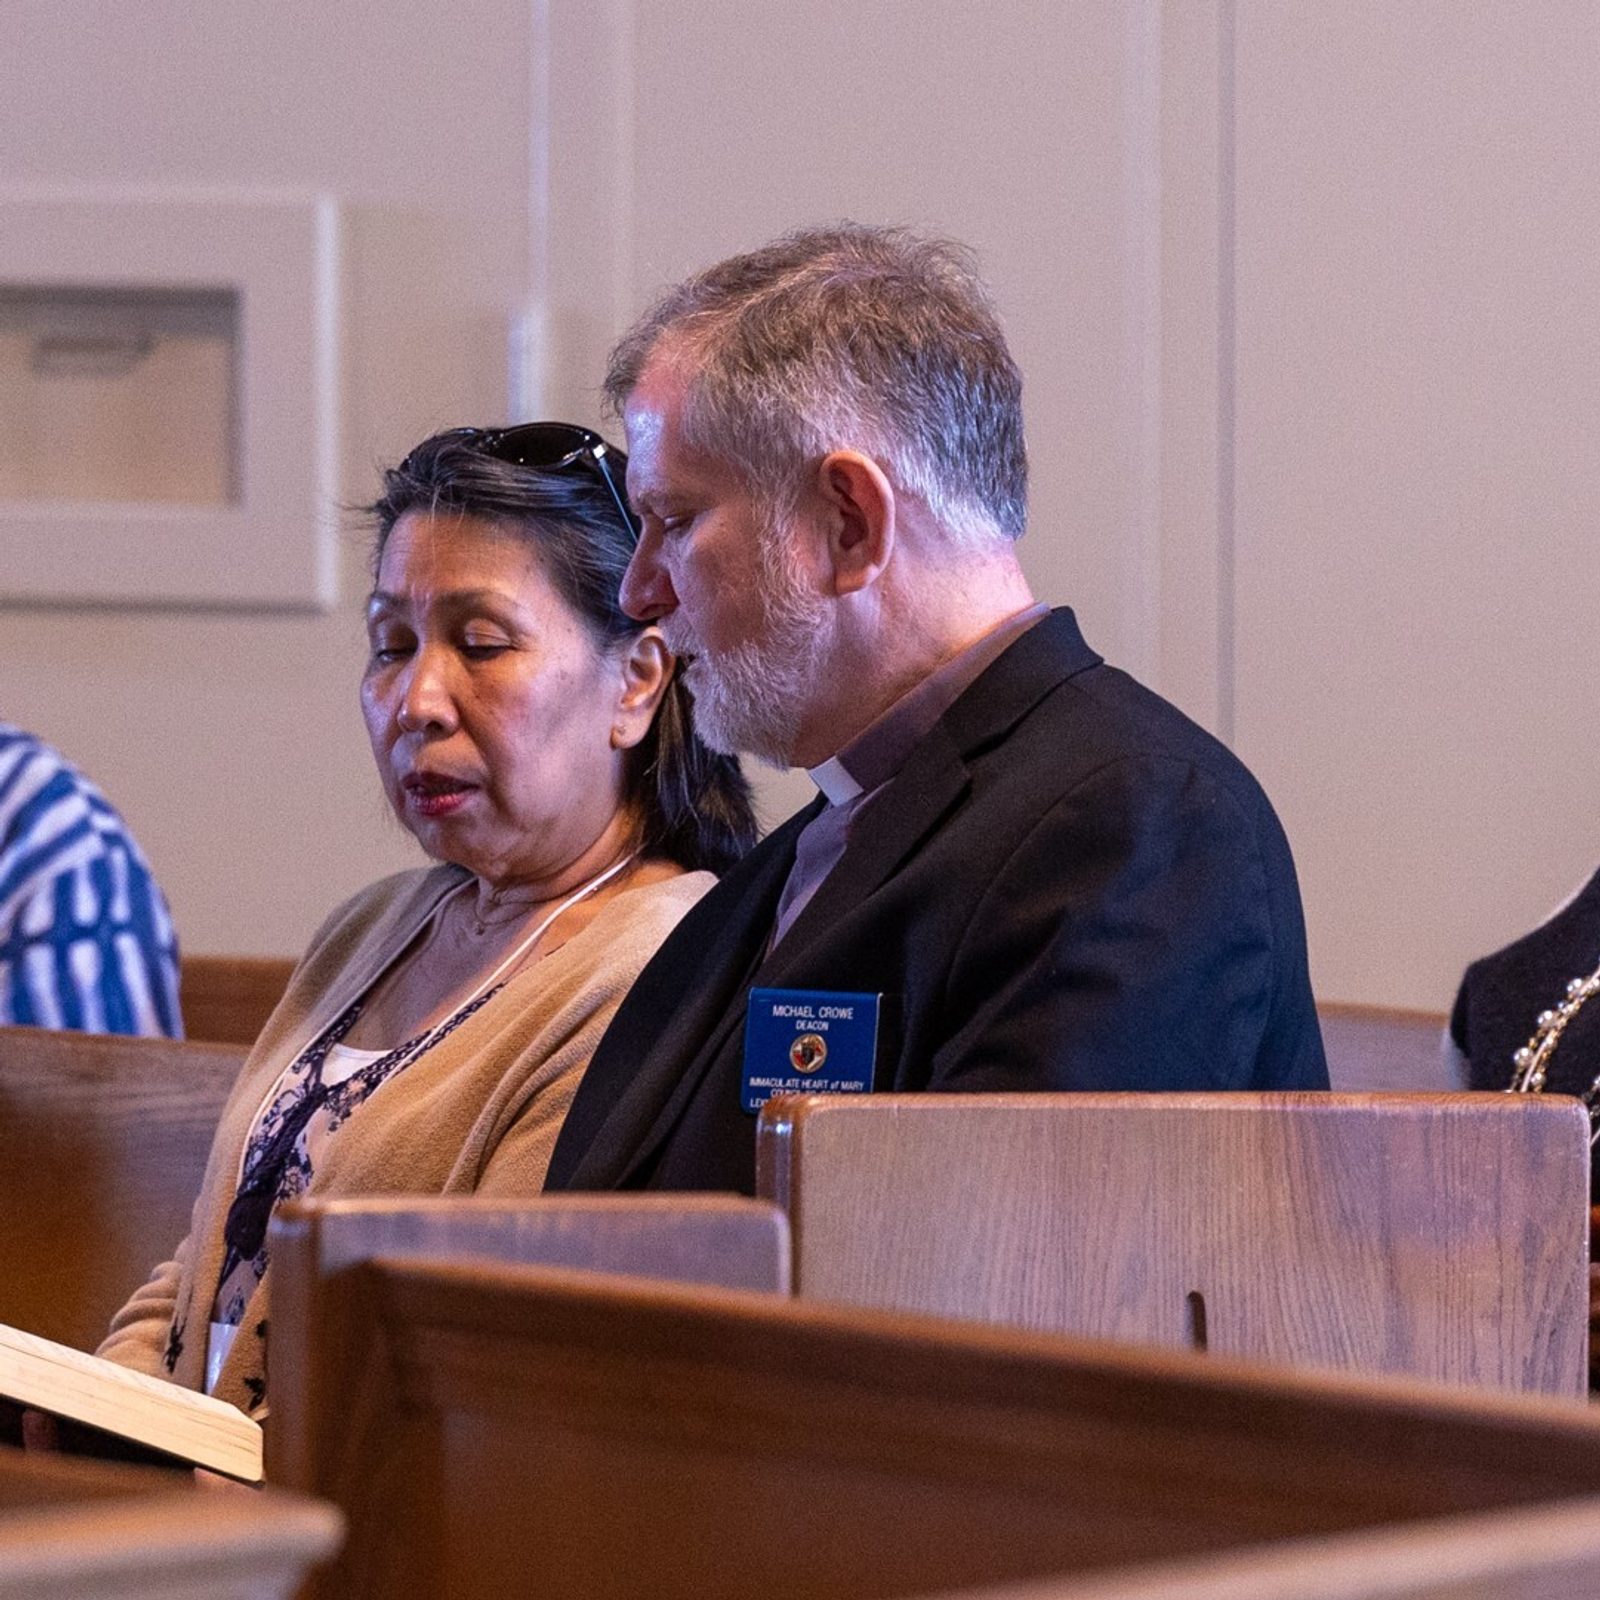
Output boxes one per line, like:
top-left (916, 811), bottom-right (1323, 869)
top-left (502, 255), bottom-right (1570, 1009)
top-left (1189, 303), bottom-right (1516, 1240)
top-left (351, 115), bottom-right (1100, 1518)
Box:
top-left (268, 1252), bottom-right (1600, 1600)
top-left (268, 1196), bottom-right (790, 1486)
top-left (0, 1443), bottom-right (338, 1599)
top-left (757, 1091), bottom-right (1589, 1395)
top-left (0, 1026), bottom-right (242, 1350)
top-left (179, 954), bottom-right (294, 1045)
top-left (1319, 1002), bottom-right (1453, 1090)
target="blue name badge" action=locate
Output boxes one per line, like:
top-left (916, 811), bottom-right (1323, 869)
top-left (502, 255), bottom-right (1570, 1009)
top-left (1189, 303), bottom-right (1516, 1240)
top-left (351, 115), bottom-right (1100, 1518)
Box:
top-left (741, 988), bottom-right (882, 1114)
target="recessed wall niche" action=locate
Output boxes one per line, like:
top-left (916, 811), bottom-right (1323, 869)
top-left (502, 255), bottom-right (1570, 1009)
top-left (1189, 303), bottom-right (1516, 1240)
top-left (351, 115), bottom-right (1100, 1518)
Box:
top-left (0, 285), bottom-right (239, 507)
top-left (0, 190), bottom-right (339, 610)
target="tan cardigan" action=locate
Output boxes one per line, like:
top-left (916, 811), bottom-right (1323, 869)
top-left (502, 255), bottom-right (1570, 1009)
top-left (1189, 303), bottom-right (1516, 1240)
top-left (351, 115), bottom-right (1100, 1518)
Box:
top-left (96, 862), bottom-right (712, 1411)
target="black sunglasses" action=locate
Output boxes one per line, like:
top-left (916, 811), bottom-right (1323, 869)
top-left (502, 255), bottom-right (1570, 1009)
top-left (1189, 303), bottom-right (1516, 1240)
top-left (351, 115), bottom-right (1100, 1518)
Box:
top-left (421, 421), bottom-right (640, 541)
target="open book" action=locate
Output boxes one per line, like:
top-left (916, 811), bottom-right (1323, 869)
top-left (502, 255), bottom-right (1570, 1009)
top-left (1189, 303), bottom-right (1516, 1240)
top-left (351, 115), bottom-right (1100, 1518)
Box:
top-left (0, 1324), bottom-right (261, 1482)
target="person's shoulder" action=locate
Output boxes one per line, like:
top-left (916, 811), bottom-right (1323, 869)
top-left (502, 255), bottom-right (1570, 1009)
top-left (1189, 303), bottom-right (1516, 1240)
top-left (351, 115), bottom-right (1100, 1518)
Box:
top-left (1461, 863), bottom-right (1600, 983)
top-left (330, 861), bottom-right (465, 922)
top-left (0, 724), bottom-right (85, 840)
top-left (1452, 864), bottom-right (1600, 1073)
top-left (976, 618), bottom-right (1282, 823)
top-left (633, 868), bottom-right (720, 911)
top-left (302, 863), bottom-right (466, 958)
top-left (0, 723), bottom-right (117, 803)
top-left (1522, 863), bottom-right (1600, 942)
top-left (1060, 664), bottom-right (1247, 780)
top-left (958, 609), bottom-right (1227, 765)
top-left (583, 868), bottom-right (718, 955)
top-left (0, 726), bottom-right (167, 912)
top-left (0, 722), bottom-right (56, 766)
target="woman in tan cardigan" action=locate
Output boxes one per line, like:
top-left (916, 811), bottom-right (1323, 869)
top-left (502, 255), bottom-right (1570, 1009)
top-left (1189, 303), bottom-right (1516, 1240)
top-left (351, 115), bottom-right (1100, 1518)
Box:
top-left (97, 424), bottom-right (756, 1414)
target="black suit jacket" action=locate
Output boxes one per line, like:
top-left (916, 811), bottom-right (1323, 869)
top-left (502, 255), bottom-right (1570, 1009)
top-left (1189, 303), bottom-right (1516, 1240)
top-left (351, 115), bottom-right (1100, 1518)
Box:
top-left (546, 609), bottom-right (1328, 1195)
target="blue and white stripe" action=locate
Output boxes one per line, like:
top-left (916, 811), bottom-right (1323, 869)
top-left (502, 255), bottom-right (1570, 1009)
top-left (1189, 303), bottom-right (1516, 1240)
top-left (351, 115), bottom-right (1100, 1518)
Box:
top-left (0, 725), bottom-right (181, 1037)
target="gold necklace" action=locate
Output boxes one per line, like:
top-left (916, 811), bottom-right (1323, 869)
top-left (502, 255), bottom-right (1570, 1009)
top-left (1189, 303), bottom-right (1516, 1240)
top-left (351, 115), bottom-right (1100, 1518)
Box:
top-left (462, 854), bottom-right (633, 938)
top-left (452, 851), bottom-right (639, 999)
top-left (466, 886), bottom-right (548, 937)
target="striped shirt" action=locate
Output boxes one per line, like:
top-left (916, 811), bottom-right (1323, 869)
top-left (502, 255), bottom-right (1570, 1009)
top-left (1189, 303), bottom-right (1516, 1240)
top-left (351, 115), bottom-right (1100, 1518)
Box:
top-left (0, 725), bottom-right (181, 1037)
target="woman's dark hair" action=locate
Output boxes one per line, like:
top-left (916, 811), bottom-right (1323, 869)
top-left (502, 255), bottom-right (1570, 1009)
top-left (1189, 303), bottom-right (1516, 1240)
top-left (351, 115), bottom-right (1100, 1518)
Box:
top-left (364, 427), bottom-right (757, 875)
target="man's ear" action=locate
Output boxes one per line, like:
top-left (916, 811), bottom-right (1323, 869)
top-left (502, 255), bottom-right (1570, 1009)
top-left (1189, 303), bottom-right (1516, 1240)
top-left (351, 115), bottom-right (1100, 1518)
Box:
top-left (609, 627), bottom-right (673, 751)
top-left (814, 450), bottom-right (895, 596)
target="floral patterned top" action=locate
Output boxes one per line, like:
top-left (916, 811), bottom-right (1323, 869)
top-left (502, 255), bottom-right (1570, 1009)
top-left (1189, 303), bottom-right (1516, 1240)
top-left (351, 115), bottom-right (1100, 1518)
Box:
top-left (203, 983), bottom-right (502, 1393)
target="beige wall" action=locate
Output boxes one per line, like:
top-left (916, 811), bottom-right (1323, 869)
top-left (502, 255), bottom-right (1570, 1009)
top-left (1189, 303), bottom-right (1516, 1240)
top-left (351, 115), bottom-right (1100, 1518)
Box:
top-left (3, 1), bottom-right (1596, 1014)
top-left (1226, 2), bottom-right (1600, 1007)
top-left (0, 0), bottom-right (533, 954)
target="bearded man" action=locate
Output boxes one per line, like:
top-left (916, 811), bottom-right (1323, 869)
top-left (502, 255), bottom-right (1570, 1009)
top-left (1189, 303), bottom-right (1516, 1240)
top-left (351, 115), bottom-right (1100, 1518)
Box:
top-left (546, 223), bottom-right (1327, 1196)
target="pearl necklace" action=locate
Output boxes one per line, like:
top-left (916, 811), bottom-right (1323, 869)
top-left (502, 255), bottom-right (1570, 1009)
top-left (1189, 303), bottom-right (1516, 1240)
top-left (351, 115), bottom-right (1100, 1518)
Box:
top-left (1506, 955), bottom-right (1600, 1142)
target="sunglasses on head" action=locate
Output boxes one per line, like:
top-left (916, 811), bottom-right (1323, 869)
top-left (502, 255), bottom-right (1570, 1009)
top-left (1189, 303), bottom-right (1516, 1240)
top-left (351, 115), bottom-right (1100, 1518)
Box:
top-left (422, 421), bottom-right (640, 541)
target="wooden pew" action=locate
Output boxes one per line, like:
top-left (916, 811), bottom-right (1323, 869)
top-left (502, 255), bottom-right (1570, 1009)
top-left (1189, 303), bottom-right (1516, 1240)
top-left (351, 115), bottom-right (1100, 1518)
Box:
top-left (0, 1442), bottom-right (338, 1598)
top-left (756, 1091), bottom-right (1589, 1395)
top-left (179, 954), bottom-right (294, 1045)
top-left (267, 1251), bottom-right (1600, 1599)
top-left (1319, 1001), bottom-right (1454, 1090)
top-left (0, 1026), bottom-right (242, 1351)
top-left (268, 1194), bottom-right (791, 1508)
top-left (268, 1194), bottom-right (790, 1299)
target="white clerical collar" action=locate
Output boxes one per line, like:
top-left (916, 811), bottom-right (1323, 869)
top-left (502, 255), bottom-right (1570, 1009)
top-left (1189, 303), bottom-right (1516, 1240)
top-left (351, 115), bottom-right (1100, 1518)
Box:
top-left (808, 754), bottom-right (864, 807)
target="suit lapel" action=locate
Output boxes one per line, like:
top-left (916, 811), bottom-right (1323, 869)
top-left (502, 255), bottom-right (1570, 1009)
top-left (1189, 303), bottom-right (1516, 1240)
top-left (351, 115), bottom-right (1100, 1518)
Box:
top-left (558, 803), bottom-right (815, 1188)
top-left (939, 607), bottom-right (1100, 754)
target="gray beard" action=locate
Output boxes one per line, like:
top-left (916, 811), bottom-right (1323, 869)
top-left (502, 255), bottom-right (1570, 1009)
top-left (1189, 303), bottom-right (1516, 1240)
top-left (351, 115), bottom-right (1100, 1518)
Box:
top-left (680, 644), bottom-right (816, 768)
top-left (666, 513), bottom-right (836, 767)
top-left (668, 589), bottom-right (832, 768)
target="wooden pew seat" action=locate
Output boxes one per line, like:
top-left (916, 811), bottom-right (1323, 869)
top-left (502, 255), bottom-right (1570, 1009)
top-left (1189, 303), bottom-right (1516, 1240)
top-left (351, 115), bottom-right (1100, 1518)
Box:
top-left (268, 1251), bottom-right (1600, 1600)
top-left (757, 1091), bottom-right (1590, 1394)
top-left (0, 1026), bottom-right (243, 1350)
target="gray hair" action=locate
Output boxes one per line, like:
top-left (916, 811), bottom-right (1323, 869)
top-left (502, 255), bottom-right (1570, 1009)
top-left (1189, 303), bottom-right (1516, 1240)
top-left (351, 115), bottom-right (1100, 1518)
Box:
top-left (604, 223), bottom-right (1028, 543)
